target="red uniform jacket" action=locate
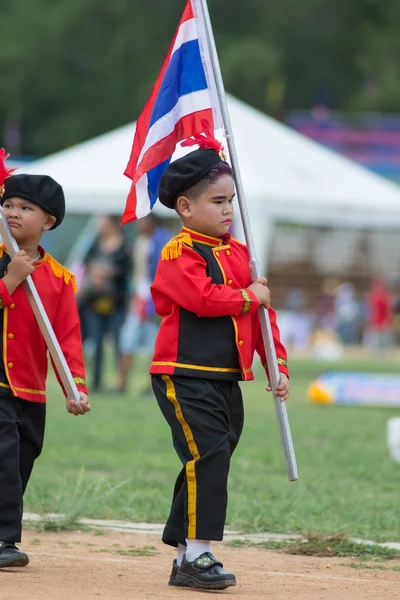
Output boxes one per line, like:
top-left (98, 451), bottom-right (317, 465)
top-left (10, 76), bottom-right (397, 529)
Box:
top-left (0, 245), bottom-right (87, 403)
top-left (150, 228), bottom-right (288, 382)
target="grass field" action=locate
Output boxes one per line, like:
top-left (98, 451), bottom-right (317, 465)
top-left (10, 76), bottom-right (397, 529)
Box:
top-left (25, 354), bottom-right (400, 542)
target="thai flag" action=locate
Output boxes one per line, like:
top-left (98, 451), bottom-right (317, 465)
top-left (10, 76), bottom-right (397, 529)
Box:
top-left (121, 0), bottom-right (221, 223)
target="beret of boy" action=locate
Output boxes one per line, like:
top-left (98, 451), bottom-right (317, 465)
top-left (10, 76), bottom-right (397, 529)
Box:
top-left (1, 174), bottom-right (65, 229)
top-left (159, 148), bottom-right (225, 209)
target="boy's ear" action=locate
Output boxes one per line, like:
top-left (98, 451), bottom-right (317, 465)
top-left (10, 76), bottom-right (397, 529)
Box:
top-left (176, 195), bottom-right (192, 217)
top-left (43, 214), bottom-right (57, 231)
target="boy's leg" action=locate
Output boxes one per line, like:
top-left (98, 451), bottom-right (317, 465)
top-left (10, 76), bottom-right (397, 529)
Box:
top-left (162, 466), bottom-right (187, 547)
top-left (18, 399), bottom-right (46, 494)
top-left (0, 395), bottom-right (23, 543)
top-left (152, 375), bottom-right (243, 545)
top-left (152, 375), bottom-right (242, 589)
top-left (0, 397), bottom-right (44, 568)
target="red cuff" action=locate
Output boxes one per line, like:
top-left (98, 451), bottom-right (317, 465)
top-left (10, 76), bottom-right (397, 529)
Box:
top-left (0, 279), bottom-right (14, 307)
top-left (278, 365), bottom-right (289, 378)
top-left (76, 384), bottom-right (88, 396)
top-left (247, 290), bottom-right (259, 314)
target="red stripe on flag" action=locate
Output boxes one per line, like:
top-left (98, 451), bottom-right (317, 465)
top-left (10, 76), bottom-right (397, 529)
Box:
top-left (121, 182), bottom-right (138, 225)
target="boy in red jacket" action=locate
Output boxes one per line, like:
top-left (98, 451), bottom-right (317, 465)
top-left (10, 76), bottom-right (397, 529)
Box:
top-left (150, 135), bottom-right (289, 590)
top-left (0, 152), bottom-right (90, 568)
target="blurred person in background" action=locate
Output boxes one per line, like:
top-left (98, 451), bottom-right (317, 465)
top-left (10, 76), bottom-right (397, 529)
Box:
top-left (312, 278), bottom-right (342, 361)
top-left (335, 282), bottom-right (361, 345)
top-left (316, 277), bottom-right (338, 330)
top-left (278, 287), bottom-right (312, 351)
top-left (80, 216), bottom-right (132, 392)
top-left (117, 214), bottom-right (171, 394)
top-left (364, 276), bottom-right (394, 353)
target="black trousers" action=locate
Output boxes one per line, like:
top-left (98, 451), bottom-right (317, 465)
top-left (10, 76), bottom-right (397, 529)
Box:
top-left (0, 394), bottom-right (46, 542)
top-left (152, 375), bottom-right (244, 548)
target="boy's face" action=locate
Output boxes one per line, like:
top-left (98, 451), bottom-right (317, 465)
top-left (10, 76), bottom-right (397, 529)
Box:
top-left (177, 174), bottom-right (235, 238)
top-left (2, 196), bottom-right (56, 243)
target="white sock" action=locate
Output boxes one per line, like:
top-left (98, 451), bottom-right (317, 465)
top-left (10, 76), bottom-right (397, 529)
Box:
top-left (185, 539), bottom-right (211, 562)
top-left (176, 543), bottom-right (186, 567)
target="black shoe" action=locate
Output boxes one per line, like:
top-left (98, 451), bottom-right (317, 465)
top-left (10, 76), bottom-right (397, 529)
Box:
top-left (0, 541), bottom-right (29, 568)
top-left (175, 552), bottom-right (236, 590)
top-left (168, 559), bottom-right (179, 586)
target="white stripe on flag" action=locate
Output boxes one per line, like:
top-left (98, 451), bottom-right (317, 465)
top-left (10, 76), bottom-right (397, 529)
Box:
top-left (190, 0), bottom-right (223, 129)
top-left (135, 172), bottom-right (151, 219)
top-left (171, 18), bottom-right (198, 56)
top-left (138, 88), bottom-right (212, 164)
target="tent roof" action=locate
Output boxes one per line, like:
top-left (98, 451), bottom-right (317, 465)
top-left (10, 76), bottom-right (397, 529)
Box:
top-left (24, 94), bottom-right (400, 227)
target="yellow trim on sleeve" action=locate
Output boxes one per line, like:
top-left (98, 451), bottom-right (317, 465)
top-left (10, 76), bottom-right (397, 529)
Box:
top-left (162, 375), bottom-right (200, 539)
top-left (239, 289), bottom-right (252, 314)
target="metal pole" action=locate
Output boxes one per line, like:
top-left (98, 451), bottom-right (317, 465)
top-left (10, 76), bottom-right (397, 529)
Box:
top-left (0, 210), bottom-right (80, 403)
top-left (196, 0), bottom-right (298, 481)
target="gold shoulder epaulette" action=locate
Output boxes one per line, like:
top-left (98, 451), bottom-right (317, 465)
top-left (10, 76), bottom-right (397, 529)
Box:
top-left (44, 254), bottom-right (77, 292)
top-left (0, 244), bottom-right (4, 258)
top-left (161, 232), bottom-right (193, 261)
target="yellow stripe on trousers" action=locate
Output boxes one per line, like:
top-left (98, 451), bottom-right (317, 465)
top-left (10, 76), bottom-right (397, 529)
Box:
top-left (162, 375), bottom-right (200, 539)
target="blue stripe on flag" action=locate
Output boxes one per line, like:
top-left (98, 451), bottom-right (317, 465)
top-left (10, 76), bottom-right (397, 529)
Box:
top-left (147, 159), bottom-right (171, 207)
top-left (149, 39), bottom-right (207, 127)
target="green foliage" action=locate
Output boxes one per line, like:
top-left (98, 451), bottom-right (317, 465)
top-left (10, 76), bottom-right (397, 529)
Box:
top-left (1, 1), bottom-right (400, 157)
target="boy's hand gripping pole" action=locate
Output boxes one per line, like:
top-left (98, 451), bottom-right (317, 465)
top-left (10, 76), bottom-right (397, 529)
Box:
top-left (197, 0), bottom-right (298, 481)
top-left (0, 209), bottom-right (80, 403)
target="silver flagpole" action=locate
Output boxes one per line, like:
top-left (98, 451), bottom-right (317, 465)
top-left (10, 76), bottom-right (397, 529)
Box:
top-left (0, 210), bottom-right (80, 403)
top-left (196, 0), bottom-right (298, 481)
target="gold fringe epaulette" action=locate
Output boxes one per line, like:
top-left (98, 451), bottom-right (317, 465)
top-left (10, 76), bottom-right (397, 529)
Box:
top-left (0, 244), bottom-right (3, 258)
top-left (161, 232), bottom-right (193, 261)
top-left (44, 254), bottom-right (77, 292)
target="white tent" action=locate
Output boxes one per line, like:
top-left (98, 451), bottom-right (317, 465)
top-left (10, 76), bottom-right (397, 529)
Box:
top-left (26, 95), bottom-right (400, 269)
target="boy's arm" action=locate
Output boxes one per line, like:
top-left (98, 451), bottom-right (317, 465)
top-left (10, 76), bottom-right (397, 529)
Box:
top-left (0, 250), bottom-right (35, 303)
top-left (256, 306), bottom-right (289, 379)
top-left (51, 279), bottom-right (88, 397)
top-left (152, 245), bottom-right (259, 318)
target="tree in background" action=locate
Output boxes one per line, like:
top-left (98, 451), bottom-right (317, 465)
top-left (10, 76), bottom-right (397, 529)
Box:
top-left (0, 0), bottom-right (398, 157)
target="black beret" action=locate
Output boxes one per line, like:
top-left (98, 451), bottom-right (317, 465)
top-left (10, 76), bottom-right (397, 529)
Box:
top-left (159, 148), bottom-right (226, 209)
top-left (1, 174), bottom-right (65, 229)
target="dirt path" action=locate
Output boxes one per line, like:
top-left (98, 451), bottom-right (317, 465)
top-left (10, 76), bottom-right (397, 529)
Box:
top-left (1, 529), bottom-right (399, 600)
